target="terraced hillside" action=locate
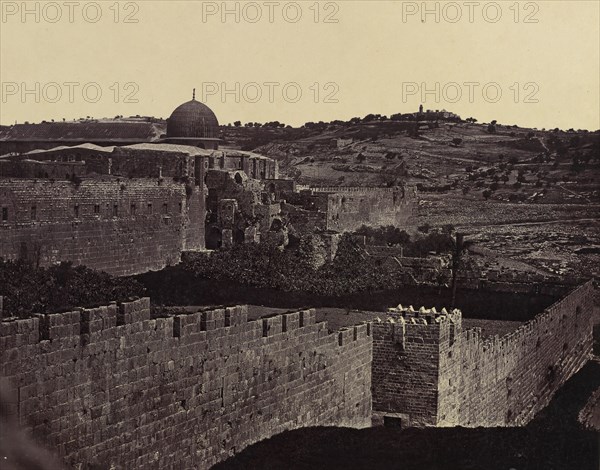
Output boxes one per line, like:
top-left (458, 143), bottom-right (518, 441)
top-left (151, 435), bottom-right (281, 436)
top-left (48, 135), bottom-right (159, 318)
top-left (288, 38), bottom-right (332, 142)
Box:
top-left (224, 119), bottom-right (600, 280)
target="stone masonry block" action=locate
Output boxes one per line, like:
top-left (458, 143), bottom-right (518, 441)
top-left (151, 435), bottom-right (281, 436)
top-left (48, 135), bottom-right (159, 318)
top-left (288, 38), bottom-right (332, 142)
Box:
top-left (338, 328), bottom-right (353, 346)
top-left (262, 317), bottom-right (282, 337)
top-left (299, 309), bottom-right (316, 327)
top-left (282, 312), bottom-right (300, 332)
top-left (224, 306), bottom-right (247, 327)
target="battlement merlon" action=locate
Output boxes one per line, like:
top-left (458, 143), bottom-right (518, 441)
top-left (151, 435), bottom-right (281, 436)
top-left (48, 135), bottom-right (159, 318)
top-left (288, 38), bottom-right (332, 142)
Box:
top-left (385, 304), bottom-right (462, 325)
top-left (0, 301), bottom-right (373, 350)
top-left (309, 186), bottom-right (417, 195)
top-left (373, 304), bottom-right (463, 347)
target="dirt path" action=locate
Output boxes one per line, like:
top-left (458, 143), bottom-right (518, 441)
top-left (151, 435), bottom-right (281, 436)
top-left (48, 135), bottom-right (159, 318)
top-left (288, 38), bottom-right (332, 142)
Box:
top-left (458, 217), bottom-right (600, 231)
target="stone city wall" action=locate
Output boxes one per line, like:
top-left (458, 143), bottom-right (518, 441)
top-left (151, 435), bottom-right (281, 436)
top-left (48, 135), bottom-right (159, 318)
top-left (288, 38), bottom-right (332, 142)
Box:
top-left (439, 280), bottom-right (596, 426)
top-left (0, 299), bottom-right (372, 469)
top-left (324, 187), bottom-right (417, 232)
top-left (0, 178), bottom-right (204, 276)
top-left (372, 281), bottom-right (596, 427)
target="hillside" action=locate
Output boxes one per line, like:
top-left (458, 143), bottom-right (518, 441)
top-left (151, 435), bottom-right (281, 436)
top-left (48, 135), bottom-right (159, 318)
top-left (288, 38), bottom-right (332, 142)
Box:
top-left (5, 115), bottom-right (598, 280)
top-left (222, 119), bottom-right (600, 280)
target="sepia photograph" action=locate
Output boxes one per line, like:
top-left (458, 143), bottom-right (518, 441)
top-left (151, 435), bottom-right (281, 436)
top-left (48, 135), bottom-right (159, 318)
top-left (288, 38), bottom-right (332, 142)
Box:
top-left (0, 1), bottom-right (599, 468)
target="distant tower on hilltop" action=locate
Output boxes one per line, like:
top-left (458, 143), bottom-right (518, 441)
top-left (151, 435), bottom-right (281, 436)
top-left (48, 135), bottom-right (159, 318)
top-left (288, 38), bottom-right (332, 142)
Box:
top-left (419, 104), bottom-right (423, 114)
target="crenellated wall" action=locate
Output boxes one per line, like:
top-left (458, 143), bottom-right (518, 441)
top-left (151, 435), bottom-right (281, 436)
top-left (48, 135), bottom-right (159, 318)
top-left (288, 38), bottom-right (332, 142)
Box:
top-left (440, 280), bottom-right (596, 426)
top-left (372, 281), bottom-right (597, 427)
top-left (0, 299), bottom-right (372, 469)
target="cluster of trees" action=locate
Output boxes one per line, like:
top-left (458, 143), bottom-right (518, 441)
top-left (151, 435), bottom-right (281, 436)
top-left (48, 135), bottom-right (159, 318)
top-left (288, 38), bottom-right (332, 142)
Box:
top-left (361, 114), bottom-right (387, 122)
top-left (406, 225), bottom-right (459, 257)
top-left (181, 227), bottom-right (468, 302)
top-left (227, 109), bottom-right (476, 139)
top-left (550, 141), bottom-right (568, 158)
top-left (231, 121), bottom-right (288, 128)
top-left (355, 225), bottom-right (410, 246)
top-left (302, 110), bottom-right (463, 130)
top-left (0, 260), bottom-right (145, 318)
top-left (303, 121), bottom-right (329, 131)
top-left (183, 234), bottom-right (409, 296)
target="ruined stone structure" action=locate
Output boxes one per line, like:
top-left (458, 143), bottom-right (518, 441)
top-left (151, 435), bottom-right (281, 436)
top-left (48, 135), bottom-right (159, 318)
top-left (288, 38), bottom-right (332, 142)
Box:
top-left (0, 299), bottom-right (372, 469)
top-left (201, 181), bottom-right (418, 254)
top-left (371, 281), bottom-right (596, 427)
top-left (284, 186), bottom-right (418, 234)
top-left (204, 169), bottom-right (283, 249)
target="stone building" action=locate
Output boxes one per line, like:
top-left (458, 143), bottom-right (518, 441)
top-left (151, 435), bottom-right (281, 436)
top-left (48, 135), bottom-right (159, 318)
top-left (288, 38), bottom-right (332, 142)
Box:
top-left (0, 91), bottom-right (218, 155)
top-left (280, 185), bottom-right (418, 234)
top-left (0, 120), bottom-right (161, 156)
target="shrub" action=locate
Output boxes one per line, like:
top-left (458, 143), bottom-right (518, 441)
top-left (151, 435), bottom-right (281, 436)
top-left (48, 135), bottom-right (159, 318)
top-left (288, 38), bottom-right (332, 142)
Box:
top-left (0, 260), bottom-right (145, 318)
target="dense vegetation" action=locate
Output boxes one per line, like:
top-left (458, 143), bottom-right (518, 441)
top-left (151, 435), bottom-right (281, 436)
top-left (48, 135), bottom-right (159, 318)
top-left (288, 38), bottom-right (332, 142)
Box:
top-left (354, 224), bottom-right (458, 257)
top-left (184, 234), bottom-right (398, 296)
top-left (0, 260), bottom-right (145, 318)
top-left (182, 230), bottom-right (457, 298)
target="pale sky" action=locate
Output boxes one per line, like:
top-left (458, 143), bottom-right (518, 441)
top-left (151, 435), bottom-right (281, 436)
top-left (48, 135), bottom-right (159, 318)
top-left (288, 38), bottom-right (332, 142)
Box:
top-left (1, 0), bottom-right (599, 129)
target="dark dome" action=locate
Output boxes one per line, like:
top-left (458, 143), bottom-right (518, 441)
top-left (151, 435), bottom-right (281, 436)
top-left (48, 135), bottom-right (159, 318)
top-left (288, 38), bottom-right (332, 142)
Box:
top-left (166, 99), bottom-right (219, 139)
